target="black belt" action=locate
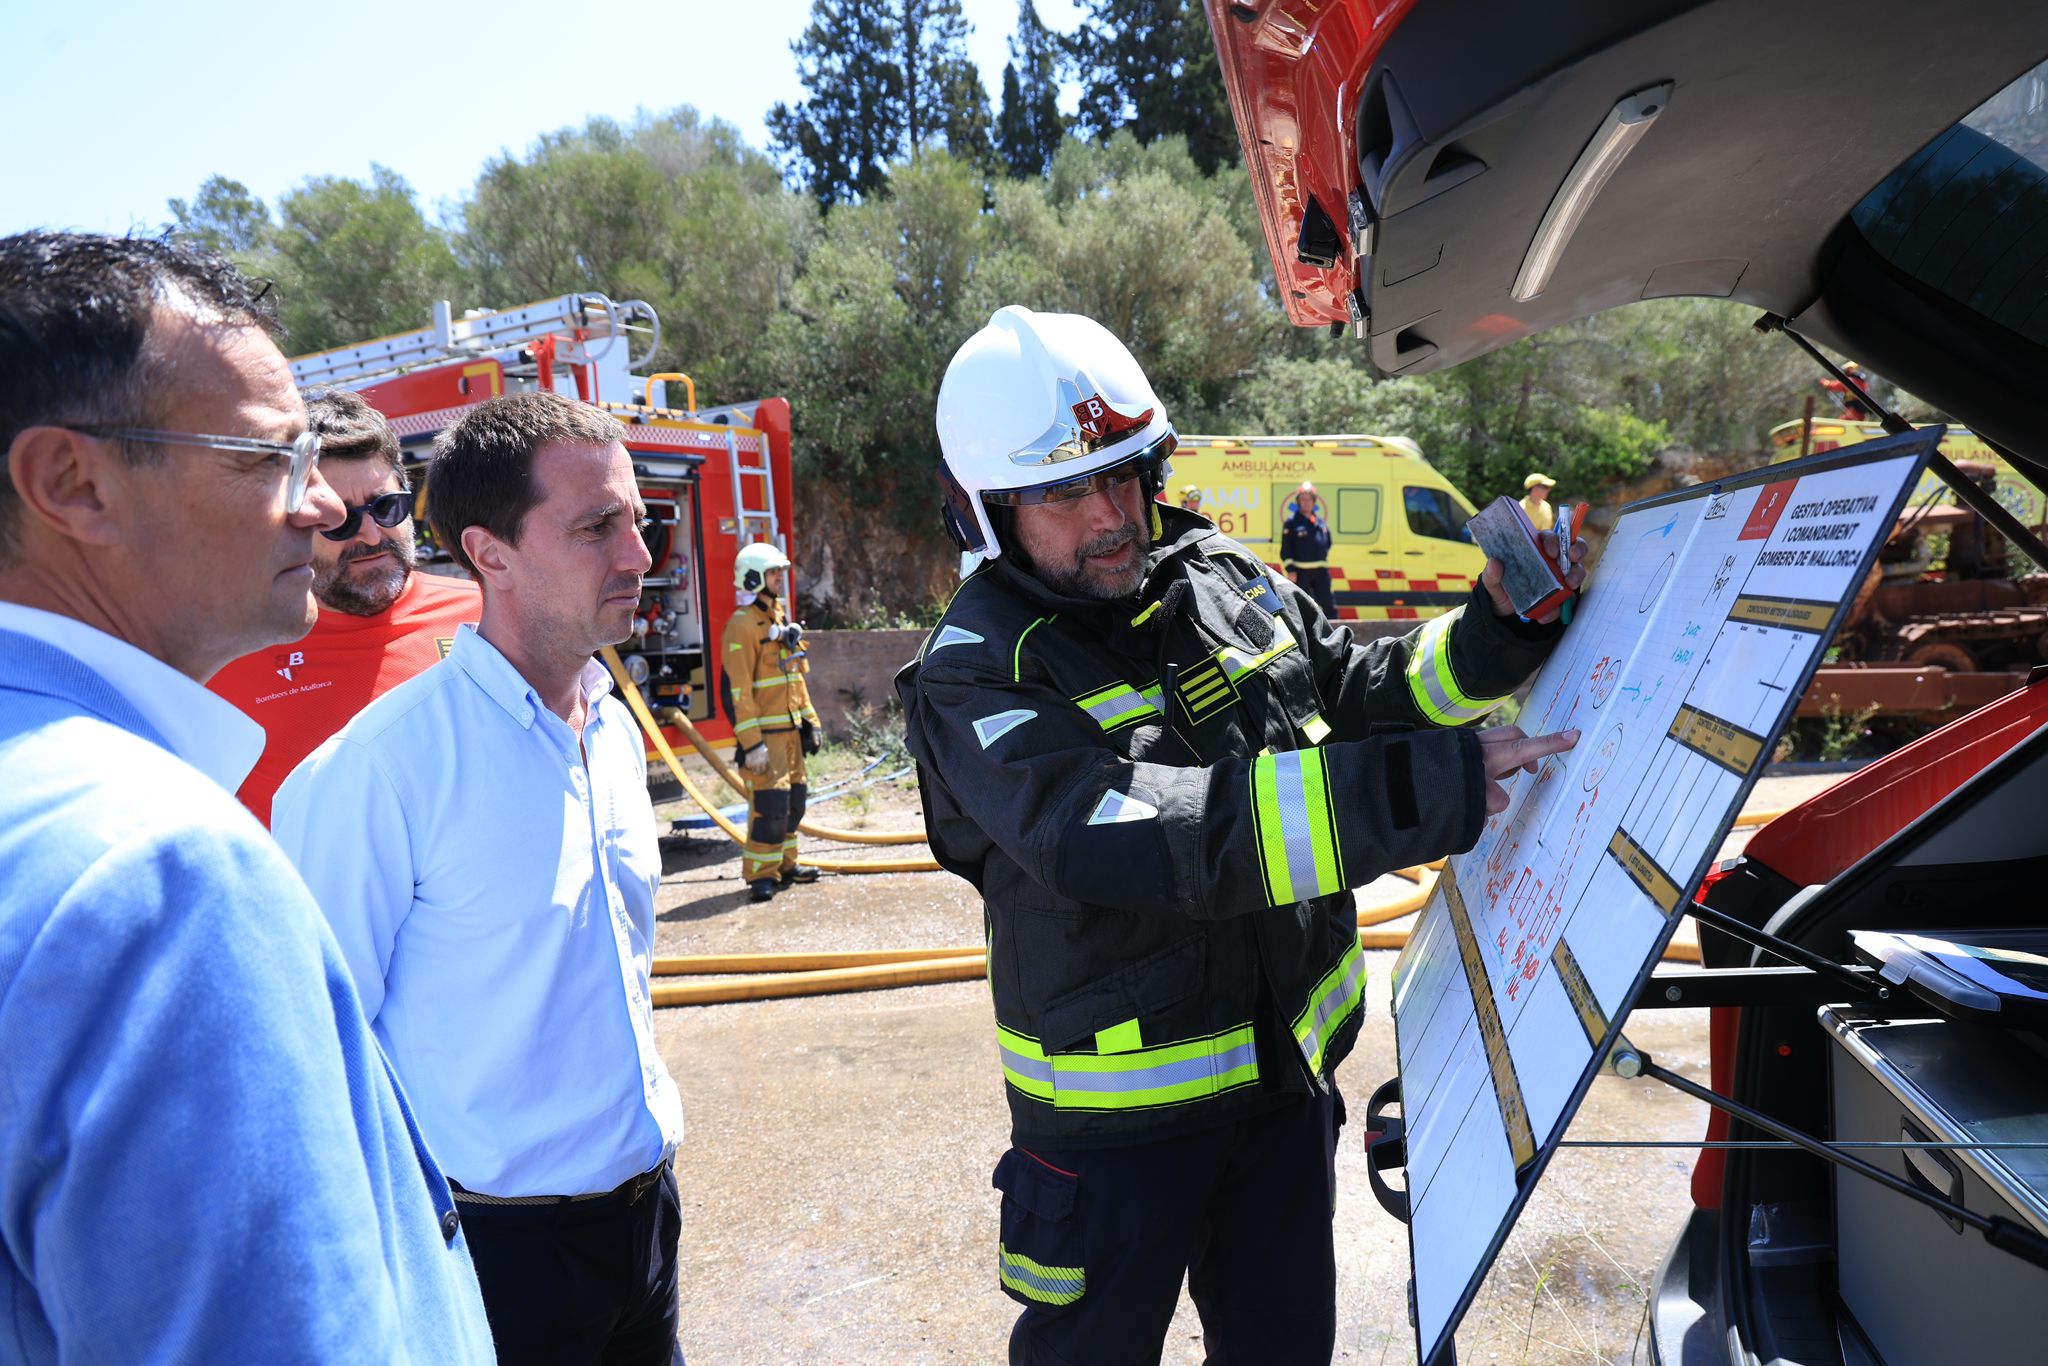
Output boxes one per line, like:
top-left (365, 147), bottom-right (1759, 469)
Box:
top-left (449, 1160), bottom-right (666, 1208)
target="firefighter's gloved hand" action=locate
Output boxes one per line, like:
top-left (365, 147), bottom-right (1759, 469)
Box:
top-left (801, 720), bottom-right (821, 756)
top-left (742, 743), bottom-right (771, 774)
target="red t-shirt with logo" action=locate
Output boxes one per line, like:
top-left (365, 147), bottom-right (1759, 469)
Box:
top-left (209, 572), bottom-right (481, 825)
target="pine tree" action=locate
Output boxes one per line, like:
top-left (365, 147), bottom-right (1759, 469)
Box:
top-left (901, 0), bottom-right (993, 165)
top-left (997, 0), bottom-right (1066, 178)
top-left (1071, 0), bottom-right (1236, 173)
top-left (770, 0), bottom-right (996, 206)
top-left (768, 0), bottom-right (904, 208)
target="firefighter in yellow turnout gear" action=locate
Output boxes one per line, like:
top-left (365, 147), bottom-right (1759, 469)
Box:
top-left (722, 543), bottom-right (823, 903)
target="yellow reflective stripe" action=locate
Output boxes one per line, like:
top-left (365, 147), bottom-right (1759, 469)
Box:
top-left (1218, 617), bottom-right (1298, 685)
top-left (1404, 608), bottom-right (1508, 726)
top-left (752, 673), bottom-right (802, 688)
top-left (1301, 712), bottom-right (1331, 745)
top-left (1284, 559), bottom-right (1329, 569)
top-left (1073, 681), bottom-right (1163, 731)
top-left (1094, 1018), bottom-right (1143, 1053)
top-left (997, 1024), bottom-right (1260, 1110)
top-left (1293, 940), bottom-right (1366, 1075)
top-left (1014, 615), bottom-right (1055, 683)
top-left (1001, 1244), bottom-right (1085, 1305)
top-left (1250, 749), bottom-right (1344, 906)
top-left (733, 717), bottom-right (763, 734)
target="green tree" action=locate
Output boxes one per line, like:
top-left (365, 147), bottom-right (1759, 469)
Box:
top-left (969, 133), bottom-right (1273, 425)
top-left (167, 176), bottom-right (273, 257)
top-left (267, 167), bottom-right (461, 353)
top-left (459, 108), bottom-right (817, 403)
top-left (770, 0), bottom-right (996, 206)
top-left (1070, 0), bottom-right (1236, 174)
top-left (464, 121), bottom-right (670, 301)
top-left (768, 153), bottom-right (988, 499)
top-left (997, 1), bottom-right (1065, 178)
top-left (769, 0), bottom-right (904, 208)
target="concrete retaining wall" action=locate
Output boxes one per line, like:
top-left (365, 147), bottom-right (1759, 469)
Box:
top-left (801, 628), bottom-right (927, 740)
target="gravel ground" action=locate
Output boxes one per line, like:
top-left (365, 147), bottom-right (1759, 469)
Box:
top-left (652, 753), bottom-right (1844, 1365)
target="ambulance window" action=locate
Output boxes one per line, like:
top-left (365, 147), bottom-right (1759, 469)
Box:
top-left (1334, 488), bottom-right (1381, 541)
top-left (1404, 486), bottom-right (1470, 542)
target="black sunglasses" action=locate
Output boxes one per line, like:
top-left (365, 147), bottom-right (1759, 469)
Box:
top-left (321, 491), bottom-right (412, 542)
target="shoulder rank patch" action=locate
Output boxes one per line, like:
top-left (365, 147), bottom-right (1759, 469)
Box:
top-left (972, 708), bottom-right (1037, 749)
top-left (1087, 789), bottom-right (1159, 825)
top-left (1239, 574), bottom-right (1284, 617)
top-left (928, 624), bottom-right (986, 654)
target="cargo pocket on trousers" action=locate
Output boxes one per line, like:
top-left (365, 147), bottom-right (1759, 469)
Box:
top-left (992, 1148), bottom-right (1087, 1314)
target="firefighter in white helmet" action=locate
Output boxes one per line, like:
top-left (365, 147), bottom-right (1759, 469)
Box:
top-left (896, 305), bottom-right (1587, 1364)
top-left (721, 541), bottom-right (821, 902)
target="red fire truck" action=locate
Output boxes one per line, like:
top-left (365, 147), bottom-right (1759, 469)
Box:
top-left (287, 291), bottom-right (795, 752)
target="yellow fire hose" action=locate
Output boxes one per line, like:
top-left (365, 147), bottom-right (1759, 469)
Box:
top-left (651, 916), bottom-right (1701, 1006)
top-left (651, 955), bottom-right (983, 1007)
top-left (654, 697), bottom-right (929, 846)
top-left (601, 647), bottom-right (940, 874)
top-left (654, 946), bottom-right (982, 975)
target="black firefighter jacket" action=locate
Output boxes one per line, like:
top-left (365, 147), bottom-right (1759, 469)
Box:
top-left (896, 503), bottom-right (1563, 1147)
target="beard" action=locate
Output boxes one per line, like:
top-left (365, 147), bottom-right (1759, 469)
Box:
top-left (315, 526), bottom-right (416, 617)
top-left (1025, 514), bottom-right (1151, 602)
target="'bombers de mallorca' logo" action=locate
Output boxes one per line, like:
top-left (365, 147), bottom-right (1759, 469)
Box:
top-left (1013, 376), bottom-right (1156, 467)
top-left (1071, 390), bottom-right (1150, 444)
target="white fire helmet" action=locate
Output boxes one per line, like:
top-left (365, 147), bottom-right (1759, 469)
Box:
top-left (734, 540), bottom-right (790, 593)
top-left (935, 305), bottom-right (1176, 561)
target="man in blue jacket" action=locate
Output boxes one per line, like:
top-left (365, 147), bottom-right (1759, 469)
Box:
top-left (0, 231), bottom-right (495, 1363)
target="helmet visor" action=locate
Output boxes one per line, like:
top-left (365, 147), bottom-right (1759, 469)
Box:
top-left (982, 432), bottom-right (1178, 507)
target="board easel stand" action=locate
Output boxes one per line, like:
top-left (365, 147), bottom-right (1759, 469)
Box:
top-left (1362, 903), bottom-right (2048, 1365)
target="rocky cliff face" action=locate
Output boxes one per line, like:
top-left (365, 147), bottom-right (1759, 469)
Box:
top-left (790, 482), bottom-right (956, 627)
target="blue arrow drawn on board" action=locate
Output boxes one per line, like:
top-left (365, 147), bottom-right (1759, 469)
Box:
top-left (1640, 515), bottom-right (1677, 541)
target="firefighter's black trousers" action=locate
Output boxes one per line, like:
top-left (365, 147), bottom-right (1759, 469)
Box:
top-left (1293, 567), bottom-right (1338, 621)
top-left (993, 1085), bottom-right (1343, 1365)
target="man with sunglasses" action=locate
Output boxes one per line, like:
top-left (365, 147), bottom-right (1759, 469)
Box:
top-left (0, 231), bottom-right (493, 1362)
top-left (898, 306), bottom-right (1586, 1366)
top-left (210, 388), bottom-right (478, 824)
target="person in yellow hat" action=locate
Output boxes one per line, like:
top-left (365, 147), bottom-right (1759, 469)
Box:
top-left (1521, 473), bottom-right (1557, 532)
top-left (1178, 483), bottom-right (1204, 515)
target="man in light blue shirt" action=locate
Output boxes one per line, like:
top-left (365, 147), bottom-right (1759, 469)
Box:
top-left (275, 391), bottom-right (686, 1365)
top-left (0, 230), bottom-right (495, 1362)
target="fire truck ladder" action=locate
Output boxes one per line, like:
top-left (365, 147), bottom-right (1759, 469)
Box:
top-left (288, 293), bottom-right (661, 395)
top-left (727, 428), bottom-right (783, 554)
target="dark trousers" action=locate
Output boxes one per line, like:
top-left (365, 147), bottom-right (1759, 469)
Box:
top-left (1293, 568), bottom-right (1338, 621)
top-left (458, 1163), bottom-right (683, 1366)
top-left (995, 1087), bottom-right (1343, 1366)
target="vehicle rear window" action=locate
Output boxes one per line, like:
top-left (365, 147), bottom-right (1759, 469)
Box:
top-left (1851, 57), bottom-right (2048, 347)
top-left (1404, 486), bottom-right (1472, 543)
top-left (1335, 487), bottom-right (1381, 541)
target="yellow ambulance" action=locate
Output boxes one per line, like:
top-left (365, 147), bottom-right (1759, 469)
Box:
top-left (1767, 418), bottom-right (2046, 528)
top-left (1169, 434), bottom-right (1487, 623)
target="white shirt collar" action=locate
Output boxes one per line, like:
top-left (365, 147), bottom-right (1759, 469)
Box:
top-left (446, 624), bottom-right (614, 730)
top-left (0, 601), bottom-right (266, 793)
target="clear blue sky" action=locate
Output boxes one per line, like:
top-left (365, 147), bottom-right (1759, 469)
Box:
top-left (0, 0), bottom-right (1086, 237)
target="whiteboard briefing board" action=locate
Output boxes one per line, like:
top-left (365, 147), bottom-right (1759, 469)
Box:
top-left (1391, 429), bottom-right (1941, 1365)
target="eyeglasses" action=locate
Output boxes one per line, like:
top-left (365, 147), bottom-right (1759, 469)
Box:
top-left (983, 432), bottom-right (1179, 507)
top-left (73, 426), bottom-right (322, 514)
top-left (321, 491), bottom-right (412, 542)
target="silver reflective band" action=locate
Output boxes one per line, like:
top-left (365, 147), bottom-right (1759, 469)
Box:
top-left (78, 425), bottom-right (323, 514)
